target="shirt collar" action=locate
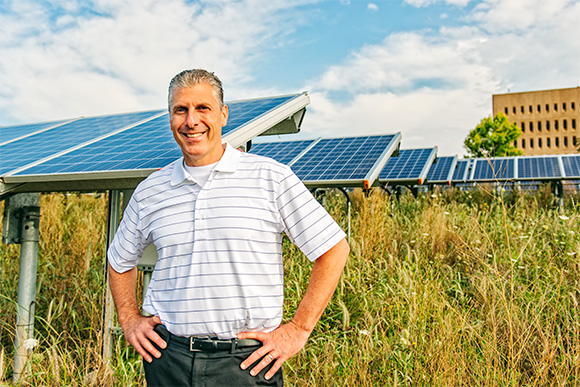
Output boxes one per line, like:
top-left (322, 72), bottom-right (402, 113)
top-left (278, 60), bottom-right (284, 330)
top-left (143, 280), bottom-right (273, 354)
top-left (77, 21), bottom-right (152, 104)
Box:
top-left (170, 143), bottom-right (240, 186)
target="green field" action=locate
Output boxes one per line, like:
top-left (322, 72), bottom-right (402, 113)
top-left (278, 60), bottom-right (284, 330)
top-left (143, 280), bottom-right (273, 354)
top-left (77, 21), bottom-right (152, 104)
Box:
top-left (1, 187), bottom-right (579, 386)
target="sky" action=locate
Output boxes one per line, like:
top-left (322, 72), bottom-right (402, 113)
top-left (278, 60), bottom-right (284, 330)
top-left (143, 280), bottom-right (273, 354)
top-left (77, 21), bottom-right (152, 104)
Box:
top-left (0, 0), bottom-right (579, 156)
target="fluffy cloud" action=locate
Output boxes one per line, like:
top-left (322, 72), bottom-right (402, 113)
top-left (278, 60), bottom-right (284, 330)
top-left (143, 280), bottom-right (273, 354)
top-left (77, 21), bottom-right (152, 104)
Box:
top-left (0, 0), bottom-right (310, 124)
top-left (300, 0), bottom-right (579, 155)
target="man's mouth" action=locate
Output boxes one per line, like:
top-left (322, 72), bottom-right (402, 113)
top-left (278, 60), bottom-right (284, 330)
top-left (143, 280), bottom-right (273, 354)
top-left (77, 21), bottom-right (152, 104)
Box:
top-left (184, 132), bottom-right (204, 138)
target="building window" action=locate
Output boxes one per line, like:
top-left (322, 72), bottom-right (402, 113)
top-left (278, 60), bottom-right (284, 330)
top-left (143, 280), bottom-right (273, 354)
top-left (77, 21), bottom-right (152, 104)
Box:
top-left (504, 107), bottom-right (508, 115)
top-left (547, 138), bottom-right (551, 147)
top-left (513, 106), bottom-right (517, 114)
top-left (564, 119), bottom-right (568, 130)
top-left (547, 121), bottom-right (551, 131)
top-left (538, 121), bottom-right (542, 131)
top-left (521, 106), bottom-right (524, 113)
top-left (538, 138), bottom-right (543, 148)
top-left (555, 120), bottom-right (559, 130)
top-left (563, 102), bottom-right (567, 111)
top-left (529, 122), bottom-right (534, 132)
top-left (573, 119), bottom-right (577, 129)
top-left (573, 136), bottom-right (577, 146)
top-left (537, 104), bottom-right (541, 112)
top-left (529, 105), bottom-right (533, 113)
top-left (522, 139), bottom-right (526, 148)
top-left (521, 122), bottom-right (525, 132)
top-left (554, 103), bottom-right (558, 111)
top-left (555, 137), bottom-right (560, 147)
top-left (572, 102), bottom-right (576, 110)
top-left (546, 104), bottom-right (550, 112)
top-left (564, 137), bottom-right (568, 147)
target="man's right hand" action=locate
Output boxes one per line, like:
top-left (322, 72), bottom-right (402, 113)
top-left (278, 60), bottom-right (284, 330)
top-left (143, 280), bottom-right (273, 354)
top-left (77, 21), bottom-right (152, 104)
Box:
top-left (120, 314), bottom-right (167, 363)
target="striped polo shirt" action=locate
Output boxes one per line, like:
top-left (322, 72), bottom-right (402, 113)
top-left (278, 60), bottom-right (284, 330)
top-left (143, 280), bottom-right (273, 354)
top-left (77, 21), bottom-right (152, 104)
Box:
top-left (107, 143), bottom-right (346, 338)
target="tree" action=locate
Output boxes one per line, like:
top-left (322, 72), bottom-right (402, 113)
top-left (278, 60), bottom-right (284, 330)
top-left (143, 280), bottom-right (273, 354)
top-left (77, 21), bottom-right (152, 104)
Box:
top-left (464, 112), bottom-right (523, 158)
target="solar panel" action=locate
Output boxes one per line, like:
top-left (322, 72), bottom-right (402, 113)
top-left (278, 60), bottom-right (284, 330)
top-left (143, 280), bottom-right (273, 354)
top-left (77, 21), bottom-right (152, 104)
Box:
top-left (471, 158), bottom-right (515, 181)
top-left (1, 110), bottom-right (165, 176)
top-left (379, 147), bottom-right (437, 185)
top-left (0, 119), bottom-right (72, 145)
top-left (249, 140), bottom-right (316, 165)
top-left (561, 154), bottom-right (580, 178)
top-left (426, 156), bottom-right (457, 184)
top-left (8, 94), bottom-right (308, 178)
top-left (289, 134), bottom-right (401, 187)
top-left (517, 156), bottom-right (562, 180)
top-left (224, 96), bottom-right (295, 134)
top-left (452, 160), bottom-right (470, 182)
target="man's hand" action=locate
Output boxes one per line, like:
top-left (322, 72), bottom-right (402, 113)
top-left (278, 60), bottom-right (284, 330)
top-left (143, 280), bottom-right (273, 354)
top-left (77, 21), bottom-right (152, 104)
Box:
top-left (108, 264), bottom-right (167, 363)
top-left (120, 314), bottom-right (167, 363)
top-left (237, 321), bottom-right (310, 380)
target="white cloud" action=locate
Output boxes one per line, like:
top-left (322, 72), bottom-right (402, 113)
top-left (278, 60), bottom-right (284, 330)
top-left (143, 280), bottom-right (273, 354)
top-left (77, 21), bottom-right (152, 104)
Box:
top-left (404, 0), bottom-right (471, 8)
top-left (301, 0), bottom-right (579, 155)
top-left (0, 0), bottom-right (310, 124)
top-left (367, 3), bottom-right (379, 11)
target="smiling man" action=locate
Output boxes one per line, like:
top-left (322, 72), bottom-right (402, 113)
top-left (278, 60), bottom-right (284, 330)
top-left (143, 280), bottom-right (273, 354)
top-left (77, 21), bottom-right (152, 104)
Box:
top-left (107, 69), bottom-right (349, 386)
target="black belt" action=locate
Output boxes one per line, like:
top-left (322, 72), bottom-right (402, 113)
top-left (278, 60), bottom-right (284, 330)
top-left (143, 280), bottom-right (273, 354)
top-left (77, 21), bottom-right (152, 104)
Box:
top-left (188, 336), bottom-right (262, 353)
top-left (157, 326), bottom-right (262, 353)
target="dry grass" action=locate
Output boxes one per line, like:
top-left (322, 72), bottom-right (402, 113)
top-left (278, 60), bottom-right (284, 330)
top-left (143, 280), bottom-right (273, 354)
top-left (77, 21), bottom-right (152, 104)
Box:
top-left (1, 188), bottom-right (579, 386)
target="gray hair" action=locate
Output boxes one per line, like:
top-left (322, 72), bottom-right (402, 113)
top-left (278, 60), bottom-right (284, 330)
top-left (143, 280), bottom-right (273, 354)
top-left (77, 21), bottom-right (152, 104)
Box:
top-left (168, 69), bottom-right (224, 109)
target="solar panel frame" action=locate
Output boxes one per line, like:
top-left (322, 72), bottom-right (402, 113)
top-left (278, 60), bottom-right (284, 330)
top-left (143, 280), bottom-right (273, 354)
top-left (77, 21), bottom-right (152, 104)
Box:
top-left (470, 157), bottom-right (516, 182)
top-left (378, 147), bottom-right (437, 185)
top-left (516, 155), bottom-right (563, 180)
top-left (452, 159), bottom-right (471, 183)
top-left (1, 93), bottom-right (310, 196)
top-left (425, 155), bottom-right (457, 185)
top-left (288, 133), bottom-right (401, 189)
top-left (561, 154), bottom-right (580, 178)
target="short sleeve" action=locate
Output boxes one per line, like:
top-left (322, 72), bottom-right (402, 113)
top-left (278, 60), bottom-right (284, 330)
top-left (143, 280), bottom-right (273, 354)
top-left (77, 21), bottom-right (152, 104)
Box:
top-left (107, 193), bottom-right (149, 273)
top-left (276, 167), bottom-right (346, 261)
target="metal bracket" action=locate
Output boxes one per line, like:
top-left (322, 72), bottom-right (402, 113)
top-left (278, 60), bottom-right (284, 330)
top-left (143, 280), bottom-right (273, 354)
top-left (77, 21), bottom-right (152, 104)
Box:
top-left (2, 193), bottom-right (40, 244)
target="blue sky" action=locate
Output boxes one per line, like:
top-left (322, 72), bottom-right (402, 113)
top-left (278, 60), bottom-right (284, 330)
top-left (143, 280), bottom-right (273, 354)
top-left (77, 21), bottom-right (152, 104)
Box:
top-left (1, 0), bottom-right (578, 155)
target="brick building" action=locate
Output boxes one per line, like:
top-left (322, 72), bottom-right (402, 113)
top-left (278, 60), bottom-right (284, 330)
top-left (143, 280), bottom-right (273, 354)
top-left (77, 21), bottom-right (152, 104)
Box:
top-left (492, 87), bottom-right (580, 155)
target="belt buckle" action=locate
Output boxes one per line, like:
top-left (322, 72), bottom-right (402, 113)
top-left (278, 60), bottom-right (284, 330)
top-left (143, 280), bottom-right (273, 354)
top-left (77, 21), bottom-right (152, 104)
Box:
top-left (190, 336), bottom-right (210, 352)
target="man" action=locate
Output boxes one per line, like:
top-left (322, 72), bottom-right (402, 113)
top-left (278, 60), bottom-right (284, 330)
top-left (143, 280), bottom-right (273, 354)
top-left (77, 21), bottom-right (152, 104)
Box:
top-left (107, 69), bottom-right (349, 386)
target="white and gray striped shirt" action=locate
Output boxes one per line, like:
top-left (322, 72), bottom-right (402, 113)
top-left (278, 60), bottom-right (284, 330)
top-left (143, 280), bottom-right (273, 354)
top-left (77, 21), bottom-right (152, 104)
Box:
top-left (107, 143), bottom-right (345, 338)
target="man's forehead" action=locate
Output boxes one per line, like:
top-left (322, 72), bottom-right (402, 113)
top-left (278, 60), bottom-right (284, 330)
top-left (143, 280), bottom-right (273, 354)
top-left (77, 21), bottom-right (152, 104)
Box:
top-left (170, 84), bottom-right (220, 106)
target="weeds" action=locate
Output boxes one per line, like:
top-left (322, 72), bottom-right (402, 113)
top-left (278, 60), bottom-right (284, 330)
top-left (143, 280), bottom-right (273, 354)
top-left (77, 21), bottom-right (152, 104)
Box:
top-left (1, 188), bottom-right (579, 386)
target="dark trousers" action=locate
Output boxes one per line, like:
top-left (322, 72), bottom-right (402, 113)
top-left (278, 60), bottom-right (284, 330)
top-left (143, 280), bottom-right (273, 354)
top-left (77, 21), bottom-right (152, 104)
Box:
top-left (143, 325), bottom-right (284, 387)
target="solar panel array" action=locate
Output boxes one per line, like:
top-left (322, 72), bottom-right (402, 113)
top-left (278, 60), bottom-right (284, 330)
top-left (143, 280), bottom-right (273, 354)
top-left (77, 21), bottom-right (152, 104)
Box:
top-left (379, 147), bottom-right (437, 185)
top-left (1, 110), bottom-right (164, 176)
top-left (0, 94), bottom-right (307, 188)
top-left (250, 134), bottom-right (401, 188)
top-left (3, 90), bottom-right (580, 196)
top-left (449, 154), bottom-right (580, 184)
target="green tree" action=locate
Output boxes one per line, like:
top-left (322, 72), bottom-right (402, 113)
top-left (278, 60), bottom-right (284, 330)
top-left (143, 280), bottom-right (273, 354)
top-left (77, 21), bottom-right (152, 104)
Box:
top-left (464, 112), bottom-right (523, 158)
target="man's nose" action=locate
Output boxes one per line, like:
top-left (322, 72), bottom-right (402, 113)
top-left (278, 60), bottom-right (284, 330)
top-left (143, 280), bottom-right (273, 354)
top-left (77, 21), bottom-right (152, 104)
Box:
top-left (186, 110), bottom-right (200, 128)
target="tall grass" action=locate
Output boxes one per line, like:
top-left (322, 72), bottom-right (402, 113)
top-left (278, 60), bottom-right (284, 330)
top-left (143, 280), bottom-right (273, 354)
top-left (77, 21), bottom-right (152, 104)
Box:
top-left (1, 187), bottom-right (579, 386)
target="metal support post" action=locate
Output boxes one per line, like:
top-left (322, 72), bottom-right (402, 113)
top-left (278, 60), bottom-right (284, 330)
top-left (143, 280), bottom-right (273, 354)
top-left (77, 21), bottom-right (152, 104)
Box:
top-left (337, 188), bottom-right (351, 243)
top-left (12, 204), bottom-right (41, 382)
top-left (102, 190), bottom-right (122, 363)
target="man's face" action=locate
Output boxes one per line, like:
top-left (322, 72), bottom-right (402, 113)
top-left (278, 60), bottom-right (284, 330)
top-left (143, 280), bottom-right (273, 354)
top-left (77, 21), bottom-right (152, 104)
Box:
top-left (169, 83), bottom-right (229, 166)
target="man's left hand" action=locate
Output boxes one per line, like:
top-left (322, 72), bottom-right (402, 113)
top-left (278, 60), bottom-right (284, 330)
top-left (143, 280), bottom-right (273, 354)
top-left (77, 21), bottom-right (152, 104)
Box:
top-left (237, 321), bottom-right (310, 380)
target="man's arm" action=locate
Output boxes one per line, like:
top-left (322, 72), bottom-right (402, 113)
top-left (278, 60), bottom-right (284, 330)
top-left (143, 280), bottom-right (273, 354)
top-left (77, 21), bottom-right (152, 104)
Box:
top-left (107, 263), bottom-right (166, 362)
top-left (237, 237), bottom-right (350, 380)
